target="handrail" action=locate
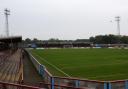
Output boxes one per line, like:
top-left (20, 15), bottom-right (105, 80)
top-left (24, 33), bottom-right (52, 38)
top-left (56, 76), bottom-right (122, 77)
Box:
top-left (29, 52), bottom-right (42, 65)
top-left (53, 76), bottom-right (105, 83)
top-left (44, 68), bottom-right (52, 77)
top-left (39, 82), bottom-right (83, 89)
top-left (0, 81), bottom-right (44, 89)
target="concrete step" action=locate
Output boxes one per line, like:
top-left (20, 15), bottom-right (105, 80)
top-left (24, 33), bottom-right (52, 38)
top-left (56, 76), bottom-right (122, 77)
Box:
top-left (1, 62), bottom-right (14, 81)
top-left (14, 67), bottom-right (21, 83)
top-left (9, 63), bottom-right (18, 83)
top-left (5, 63), bottom-right (17, 82)
top-left (10, 53), bottom-right (21, 83)
top-left (0, 56), bottom-right (10, 70)
top-left (0, 49), bottom-right (22, 87)
top-left (0, 62), bottom-right (9, 73)
top-left (0, 62), bottom-right (11, 79)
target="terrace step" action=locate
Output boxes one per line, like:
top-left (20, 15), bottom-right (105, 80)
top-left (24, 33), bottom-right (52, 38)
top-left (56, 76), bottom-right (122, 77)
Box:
top-left (0, 62), bottom-right (10, 73)
top-left (11, 63), bottom-right (18, 83)
top-left (0, 62), bottom-right (12, 79)
top-left (0, 50), bottom-right (21, 89)
top-left (0, 56), bottom-right (10, 70)
top-left (7, 63), bottom-right (18, 89)
top-left (14, 64), bottom-right (23, 84)
top-left (5, 63), bottom-right (17, 82)
top-left (11, 50), bottom-right (21, 83)
top-left (1, 62), bottom-right (14, 81)
top-left (9, 50), bottom-right (21, 89)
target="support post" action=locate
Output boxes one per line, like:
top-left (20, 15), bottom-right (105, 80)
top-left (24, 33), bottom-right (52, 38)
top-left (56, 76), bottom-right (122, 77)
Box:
top-left (108, 82), bottom-right (111, 89)
top-left (75, 80), bottom-right (79, 88)
top-left (39, 65), bottom-right (44, 77)
top-left (125, 80), bottom-right (128, 89)
top-left (104, 82), bottom-right (107, 89)
top-left (51, 77), bottom-right (54, 89)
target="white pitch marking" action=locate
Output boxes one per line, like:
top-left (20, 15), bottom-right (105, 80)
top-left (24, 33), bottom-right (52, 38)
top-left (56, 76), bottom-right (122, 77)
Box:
top-left (32, 52), bottom-right (71, 77)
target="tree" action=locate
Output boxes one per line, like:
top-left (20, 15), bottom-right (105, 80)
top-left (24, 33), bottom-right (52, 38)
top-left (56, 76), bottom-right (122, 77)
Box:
top-left (120, 36), bottom-right (128, 44)
top-left (25, 38), bottom-right (31, 44)
top-left (89, 34), bottom-right (126, 44)
top-left (48, 38), bottom-right (60, 42)
top-left (95, 35), bottom-right (103, 44)
top-left (32, 38), bottom-right (38, 43)
top-left (89, 37), bottom-right (95, 43)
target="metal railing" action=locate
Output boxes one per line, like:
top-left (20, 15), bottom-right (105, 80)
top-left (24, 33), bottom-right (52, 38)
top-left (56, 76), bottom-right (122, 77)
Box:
top-left (0, 81), bottom-right (44, 89)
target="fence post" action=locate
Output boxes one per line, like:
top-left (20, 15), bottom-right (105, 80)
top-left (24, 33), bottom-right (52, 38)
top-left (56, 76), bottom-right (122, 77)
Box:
top-left (58, 79), bottom-right (61, 89)
top-left (39, 65), bottom-right (44, 77)
top-left (108, 82), bottom-right (111, 89)
top-left (75, 80), bottom-right (79, 88)
top-left (104, 82), bottom-right (107, 89)
top-left (125, 80), bottom-right (128, 89)
top-left (39, 65), bottom-right (42, 75)
top-left (51, 77), bottom-right (54, 89)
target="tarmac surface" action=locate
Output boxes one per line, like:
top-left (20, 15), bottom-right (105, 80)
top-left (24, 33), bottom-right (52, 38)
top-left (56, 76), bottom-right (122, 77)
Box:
top-left (23, 51), bottom-right (45, 87)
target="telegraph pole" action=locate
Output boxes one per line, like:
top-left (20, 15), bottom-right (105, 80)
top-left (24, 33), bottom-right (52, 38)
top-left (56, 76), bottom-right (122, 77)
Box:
top-left (115, 16), bottom-right (120, 36)
top-left (4, 8), bottom-right (10, 37)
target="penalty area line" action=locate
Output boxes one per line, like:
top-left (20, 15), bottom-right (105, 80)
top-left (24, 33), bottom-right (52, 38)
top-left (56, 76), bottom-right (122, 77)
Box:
top-left (32, 52), bottom-right (71, 77)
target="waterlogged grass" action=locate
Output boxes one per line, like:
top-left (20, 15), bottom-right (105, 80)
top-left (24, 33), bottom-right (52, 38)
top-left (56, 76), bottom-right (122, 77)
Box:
top-left (30, 48), bottom-right (128, 81)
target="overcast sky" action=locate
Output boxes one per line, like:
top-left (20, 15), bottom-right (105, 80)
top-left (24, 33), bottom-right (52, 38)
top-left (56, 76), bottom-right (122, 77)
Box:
top-left (0, 0), bottom-right (128, 40)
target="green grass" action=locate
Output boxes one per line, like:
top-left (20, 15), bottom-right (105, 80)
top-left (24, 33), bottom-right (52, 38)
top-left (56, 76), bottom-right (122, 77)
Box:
top-left (30, 48), bottom-right (128, 81)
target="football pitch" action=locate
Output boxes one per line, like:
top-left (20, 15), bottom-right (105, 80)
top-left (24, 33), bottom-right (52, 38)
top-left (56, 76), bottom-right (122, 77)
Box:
top-left (30, 48), bottom-right (128, 81)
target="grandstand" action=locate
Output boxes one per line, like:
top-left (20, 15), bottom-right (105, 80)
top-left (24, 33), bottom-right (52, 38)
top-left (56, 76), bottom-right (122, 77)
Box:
top-left (0, 37), bottom-right (22, 87)
top-left (0, 36), bottom-right (47, 89)
top-left (0, 49), bottom-right (21, 82)
top-left (41, 41), bottom-right (92, 48)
